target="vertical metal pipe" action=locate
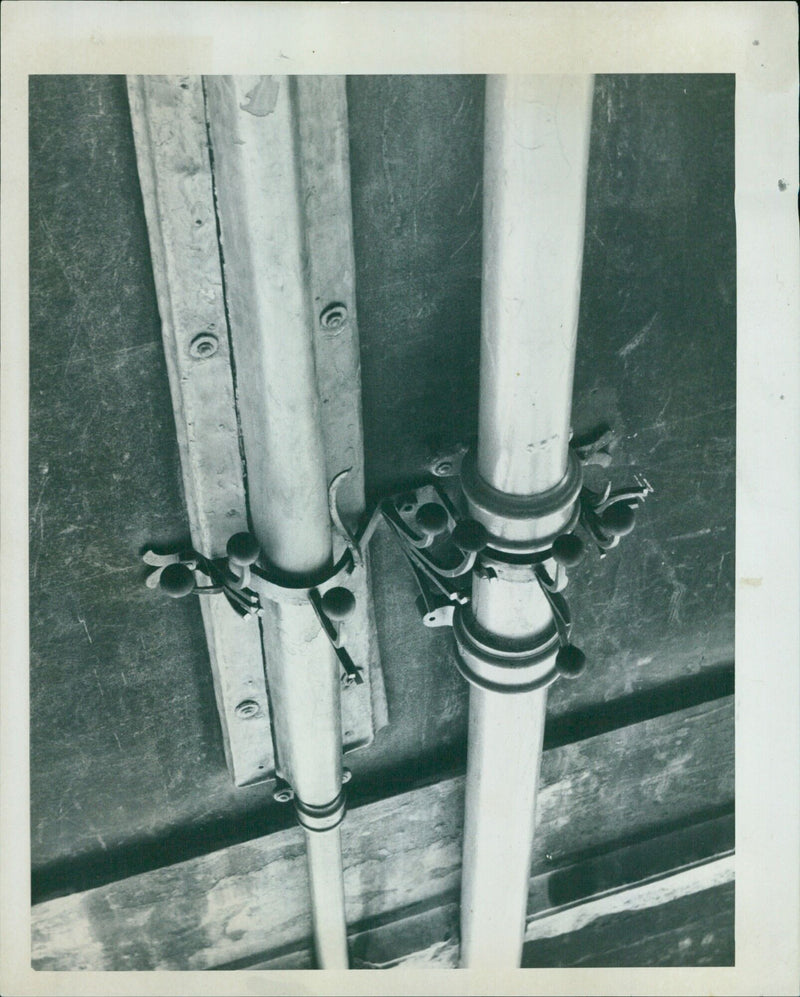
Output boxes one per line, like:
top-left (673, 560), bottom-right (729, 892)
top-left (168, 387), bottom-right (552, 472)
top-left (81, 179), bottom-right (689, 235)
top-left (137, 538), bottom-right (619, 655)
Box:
top-left (204, 76), bottom-right (348, 969)
top-left (304, 827), bottom-right (349, 968)
top-left (478, 76), bottom-right (593, 496)
top-left (458, 74), bottom-right (594, 969)
top-left (461, 685), bottom-right (547, 966)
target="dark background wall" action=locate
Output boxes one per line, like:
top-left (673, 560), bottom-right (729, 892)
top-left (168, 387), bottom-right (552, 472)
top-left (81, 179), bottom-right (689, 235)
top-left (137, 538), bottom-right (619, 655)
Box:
top-left (29, 75), bottom-right (735, 920)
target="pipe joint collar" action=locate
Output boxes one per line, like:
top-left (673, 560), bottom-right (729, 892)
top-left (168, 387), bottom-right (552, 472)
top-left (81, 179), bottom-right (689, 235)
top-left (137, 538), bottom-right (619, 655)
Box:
top-left (295, 788), bottom-right (347, 833)
top-left (460, 448), bottom-right (583, 554)
top-left (452, 604), bottom-right (560, 694)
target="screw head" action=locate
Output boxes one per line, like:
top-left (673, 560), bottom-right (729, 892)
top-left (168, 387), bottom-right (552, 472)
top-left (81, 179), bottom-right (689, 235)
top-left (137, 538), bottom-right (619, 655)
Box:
top-left (556, 644), bottom-right (587, 679)
top-left (226, 532), bottom-right (261, 566)
top-left (415, 502), bottom-right (449, 537)
top-left (321, 586), bottom-right (356, 622)
top-left (319, 302), bottom-right (348, 331)
top-left (342, 768), bottom-right (352, 784)
top-left (600, 502), bottom-right (636, 537)
top-left (552, 533), bottom-right (585, 567)
top-left (159, 562), bottom-right (195, 598)
top-left (432, 459), bottom-right (454, 477)
top-left (273, 785), bottom-right (294, 803)
top-left (235, 699), bottom-right (260, 719)
top-left (189, 332), bottom-right (219, 359)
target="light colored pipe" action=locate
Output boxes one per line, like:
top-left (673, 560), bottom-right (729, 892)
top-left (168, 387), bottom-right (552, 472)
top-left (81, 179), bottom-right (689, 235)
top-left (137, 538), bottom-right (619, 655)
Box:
top-left (478, 75), bottom-right (594, 496)
top-left (461, 684), bottom-right (548, 966)
top-left (459, 74), bottom-right (594, 969)
top-left (304, 827), bottom-right (349, 968)
top-left (204, 76), bottom-right (348, 969)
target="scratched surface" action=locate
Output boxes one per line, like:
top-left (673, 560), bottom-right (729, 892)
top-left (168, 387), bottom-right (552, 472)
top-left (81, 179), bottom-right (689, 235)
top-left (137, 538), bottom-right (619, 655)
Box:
top-left (30, 75), bottom-right (734, 907)
top-left (28, 77), bottom-right (278, 885)
top-left (349, 74), bottom-right (735, 728)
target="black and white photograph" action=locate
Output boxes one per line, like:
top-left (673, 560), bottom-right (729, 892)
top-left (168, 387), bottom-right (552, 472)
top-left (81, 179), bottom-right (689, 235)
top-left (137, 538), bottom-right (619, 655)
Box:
top-left (2, 3), bottom-right (798, 995)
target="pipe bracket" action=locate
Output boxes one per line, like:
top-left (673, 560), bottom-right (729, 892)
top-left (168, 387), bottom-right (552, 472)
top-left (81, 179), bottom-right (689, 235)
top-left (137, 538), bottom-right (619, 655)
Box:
top-left (251, 554), bottom-right (366, 688)
top-left (452, 603), bottom-right (561, 695)
top-left (373, 483), bottom-right (484, 627)
top-left (460, 448), bottom-right (583, 554)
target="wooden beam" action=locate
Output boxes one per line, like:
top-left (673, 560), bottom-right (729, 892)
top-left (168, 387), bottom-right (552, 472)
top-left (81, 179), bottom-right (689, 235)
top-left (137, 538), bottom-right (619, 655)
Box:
top-left (344, 872), bottom-right (735, 970)
top-left (252, 813), bottom-right (734, 968)
top-left (32, 696), bottom-right (733, 970)
top-left (127, 75), bottom-right (274, 787)
top-left (127, 75), bottom-right (387, 784)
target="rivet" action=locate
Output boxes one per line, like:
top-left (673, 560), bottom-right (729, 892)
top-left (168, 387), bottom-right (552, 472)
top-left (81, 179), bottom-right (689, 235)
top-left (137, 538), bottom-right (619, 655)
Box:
top-left (189, 332), bottom-right (219, 359)
top-left (235, 699), bottom-right (260, 719)
top-left (319, 302), bottom-right (348, 331)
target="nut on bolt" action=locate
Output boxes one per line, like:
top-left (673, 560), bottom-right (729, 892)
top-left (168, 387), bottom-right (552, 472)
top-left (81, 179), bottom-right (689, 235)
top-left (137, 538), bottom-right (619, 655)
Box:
top-left (272, 782), bottom-right (294, 803)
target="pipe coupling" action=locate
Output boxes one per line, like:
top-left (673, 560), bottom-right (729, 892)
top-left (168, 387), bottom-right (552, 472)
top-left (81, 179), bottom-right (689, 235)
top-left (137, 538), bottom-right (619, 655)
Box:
top-left (452, 604), bottom-right (561, 694)
top-left (295, 788), bottom-right (347, 833)
top-left (460, 448), bottom-right (583, 554)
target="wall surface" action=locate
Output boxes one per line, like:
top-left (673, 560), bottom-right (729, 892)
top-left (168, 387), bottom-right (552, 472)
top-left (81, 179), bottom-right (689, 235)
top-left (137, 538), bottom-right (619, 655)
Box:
top-left (29, 74), bottom-right (735, 965)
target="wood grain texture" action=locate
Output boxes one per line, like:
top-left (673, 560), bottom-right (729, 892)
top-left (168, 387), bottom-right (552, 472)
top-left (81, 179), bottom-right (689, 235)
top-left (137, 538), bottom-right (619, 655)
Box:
top-left (127, 75), bottom-right (274, 786)
top-left (32, 697), bottom-right (733, 970)
top-left (523, 881), bottom-right (735, 967)
top-left (346, 860), bottom-right (734, 970)
top-left (257, 813), bottom-right (734, 968)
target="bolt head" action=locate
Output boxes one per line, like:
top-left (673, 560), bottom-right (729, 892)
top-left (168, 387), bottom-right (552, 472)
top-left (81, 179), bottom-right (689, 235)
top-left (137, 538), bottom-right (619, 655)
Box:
top-left (159, 562), bottom-right (195, 598)
top-left (600, 502), bottom-right (636, 537)
top-left (415, 502), bottom-right (449, 537)
top-left (556, 644), bottom-right (587, 679)
top-left (552, 533), bottom-right (585, 567)
top-left (321, 586), bottom-right (356, 621)
top-left (227, 532), bottom-right (261, 566)
top-left (319, 302), bottom-right (348, 330)
top-left (451, 518), bottom-right (489, 553)
top-left (395, 492), bottom-right (418, 515)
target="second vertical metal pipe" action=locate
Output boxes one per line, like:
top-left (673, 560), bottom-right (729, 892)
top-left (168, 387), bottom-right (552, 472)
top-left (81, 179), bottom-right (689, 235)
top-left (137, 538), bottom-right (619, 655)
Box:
top-left (458, 74), bottom-right (594, 969)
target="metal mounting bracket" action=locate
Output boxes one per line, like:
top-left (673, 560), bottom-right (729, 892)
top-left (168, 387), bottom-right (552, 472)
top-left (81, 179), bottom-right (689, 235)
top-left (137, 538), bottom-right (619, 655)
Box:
top-left (376, 429), bottom-right (654, 686)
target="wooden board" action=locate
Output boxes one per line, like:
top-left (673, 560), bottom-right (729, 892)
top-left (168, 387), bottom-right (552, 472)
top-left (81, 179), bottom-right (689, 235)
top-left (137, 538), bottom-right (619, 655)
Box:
top-left (256, 814), bottom-right (734, 969)
top-left (32, 696), bottom-right (733, 970)
top-left (127, 75), bottom-right (274, 786)
top-left (523, 881), bottom-right (735, 968)
top-left (127, 75), bottom-right (387, 782)
top-left (249, 869), bottom-right (734, 970)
